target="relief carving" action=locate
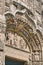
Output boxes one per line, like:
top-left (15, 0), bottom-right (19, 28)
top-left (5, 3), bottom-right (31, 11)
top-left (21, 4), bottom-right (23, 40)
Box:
top-left (6, 32), bottom-right (29, 51)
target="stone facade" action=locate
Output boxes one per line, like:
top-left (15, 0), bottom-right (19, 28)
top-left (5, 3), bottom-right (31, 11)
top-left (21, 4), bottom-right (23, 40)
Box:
top-left (0, 0), bottom-right (43, 65)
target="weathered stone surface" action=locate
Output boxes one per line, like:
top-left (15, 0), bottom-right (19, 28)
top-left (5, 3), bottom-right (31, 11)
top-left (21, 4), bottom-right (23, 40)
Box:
top-left (0, 0), bottom-right (5, 14)
top-left (0, 0), bottom-right (43, 65)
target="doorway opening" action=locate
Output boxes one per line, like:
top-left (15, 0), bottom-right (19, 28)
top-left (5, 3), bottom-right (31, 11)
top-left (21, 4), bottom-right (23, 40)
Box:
top-left (5, 56), bottom-right (25, 65)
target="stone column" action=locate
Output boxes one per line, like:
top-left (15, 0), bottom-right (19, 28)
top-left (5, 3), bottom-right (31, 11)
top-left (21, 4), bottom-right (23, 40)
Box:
top-left (0, 0), bottom-right (6, 65)
top-left (0, 15), bottom-right (6, 65)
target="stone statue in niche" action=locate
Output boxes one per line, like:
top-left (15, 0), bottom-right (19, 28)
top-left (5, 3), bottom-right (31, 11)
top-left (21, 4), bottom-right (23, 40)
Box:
top-left (13, 34), bottom-right (17, 47)
top-left (6, 32), bottom-right (17, 47)
top-left (19, 39), bottom-right (24, 49)
top-left (19, 38), bottom-right (27, 49)
top-left (6, 32), bottom-right (14, 45)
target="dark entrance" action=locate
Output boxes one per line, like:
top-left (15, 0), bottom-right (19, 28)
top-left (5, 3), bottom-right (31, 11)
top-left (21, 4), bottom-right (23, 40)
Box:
top-left (5, 57), bottom-right (24, 65)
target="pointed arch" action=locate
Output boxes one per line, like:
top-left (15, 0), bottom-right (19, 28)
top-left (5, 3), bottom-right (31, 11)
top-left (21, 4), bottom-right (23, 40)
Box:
top-left (4, 13), bottom-right (42, 52)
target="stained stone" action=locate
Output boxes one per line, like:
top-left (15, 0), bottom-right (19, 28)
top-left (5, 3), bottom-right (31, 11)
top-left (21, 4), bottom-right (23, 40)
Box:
top-left (0, 1), bottom-right (6, 65)
top-left (0, 0), bottom-right (43, 65)
top-left (0, 0), bottom-right (5, 14)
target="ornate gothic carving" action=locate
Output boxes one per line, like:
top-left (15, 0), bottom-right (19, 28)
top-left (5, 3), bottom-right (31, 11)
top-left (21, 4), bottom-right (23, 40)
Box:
top-left (5, 12), bottom-right (42, 52)
top-left (6, 32), bottom-right (29, 52)
top-left (0, 0), bottom-right (43, 65)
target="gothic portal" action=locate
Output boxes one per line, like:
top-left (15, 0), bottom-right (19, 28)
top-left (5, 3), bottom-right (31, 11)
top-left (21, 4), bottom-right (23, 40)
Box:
top-left (0, 0), bottom-right (43, 65)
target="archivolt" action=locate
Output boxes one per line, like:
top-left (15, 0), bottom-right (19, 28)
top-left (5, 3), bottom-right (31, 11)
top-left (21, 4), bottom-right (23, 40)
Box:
top-left (5, 13), bottom-right (42, 52)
